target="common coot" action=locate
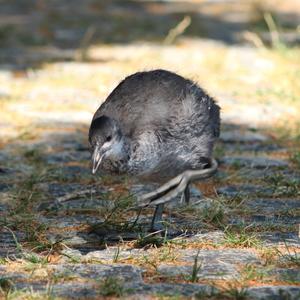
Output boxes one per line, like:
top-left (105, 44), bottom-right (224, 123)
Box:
top-left (89, 69), bottom-right (220, 230)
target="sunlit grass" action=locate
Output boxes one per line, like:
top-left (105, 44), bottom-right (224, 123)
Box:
top-left (1, 44), bottom-right (299, 143)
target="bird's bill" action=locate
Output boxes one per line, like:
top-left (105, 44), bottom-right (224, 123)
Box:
top-left (92, 145), bottom-right (105, 174)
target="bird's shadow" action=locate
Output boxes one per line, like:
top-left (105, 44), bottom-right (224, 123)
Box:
top-left (88, 219), bottom-right (195, 249)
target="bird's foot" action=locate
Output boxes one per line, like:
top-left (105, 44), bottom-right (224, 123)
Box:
top-left (137, 158), bottom-right (218, 208)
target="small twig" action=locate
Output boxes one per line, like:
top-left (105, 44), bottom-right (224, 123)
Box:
top-left (56, 188), bottom-right (97, 204)
top-left (164, 16), bottom-right (191, 45)
top-left (143, 229), bottom-right (164, 237)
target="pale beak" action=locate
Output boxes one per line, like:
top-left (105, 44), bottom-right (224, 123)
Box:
top-left (92, 145), bottom-right (106, 174)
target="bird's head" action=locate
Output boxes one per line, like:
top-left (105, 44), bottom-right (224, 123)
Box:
top-left (88, 115), bottom-right (123, 174)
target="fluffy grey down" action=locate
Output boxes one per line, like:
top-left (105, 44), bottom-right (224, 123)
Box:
top-left (89, 69), bottom-right (220, 183)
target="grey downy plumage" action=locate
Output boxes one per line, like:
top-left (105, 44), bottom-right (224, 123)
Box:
top-left (89, 69), bottom-right (220, 230)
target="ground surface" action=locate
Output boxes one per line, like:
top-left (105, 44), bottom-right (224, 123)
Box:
top-left (0, 0), bottom-right (300, 299)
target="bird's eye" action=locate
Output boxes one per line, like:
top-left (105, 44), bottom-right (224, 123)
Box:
top-left (106, 135), bottom-right (112, 142)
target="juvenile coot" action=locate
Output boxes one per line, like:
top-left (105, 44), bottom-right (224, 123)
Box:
top-left (89, 69), bottom-right (220, 230)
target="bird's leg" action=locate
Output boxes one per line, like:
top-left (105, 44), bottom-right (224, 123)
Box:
top-left (138, 173), bottom-right (183, 205)
top-left (180, 183), bottom-right (190, 205)
top-left (138, 159), bottom-right (218, 208)
top-left (150, 185), bottom-right (191, 231)
top-left (150, 203), bottom-right (165, 231)
top-left (137, 159), bottom-right (218, 232)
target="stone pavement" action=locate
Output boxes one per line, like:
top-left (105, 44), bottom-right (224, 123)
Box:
top-left (1, 121), bottom-right (299, 299)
